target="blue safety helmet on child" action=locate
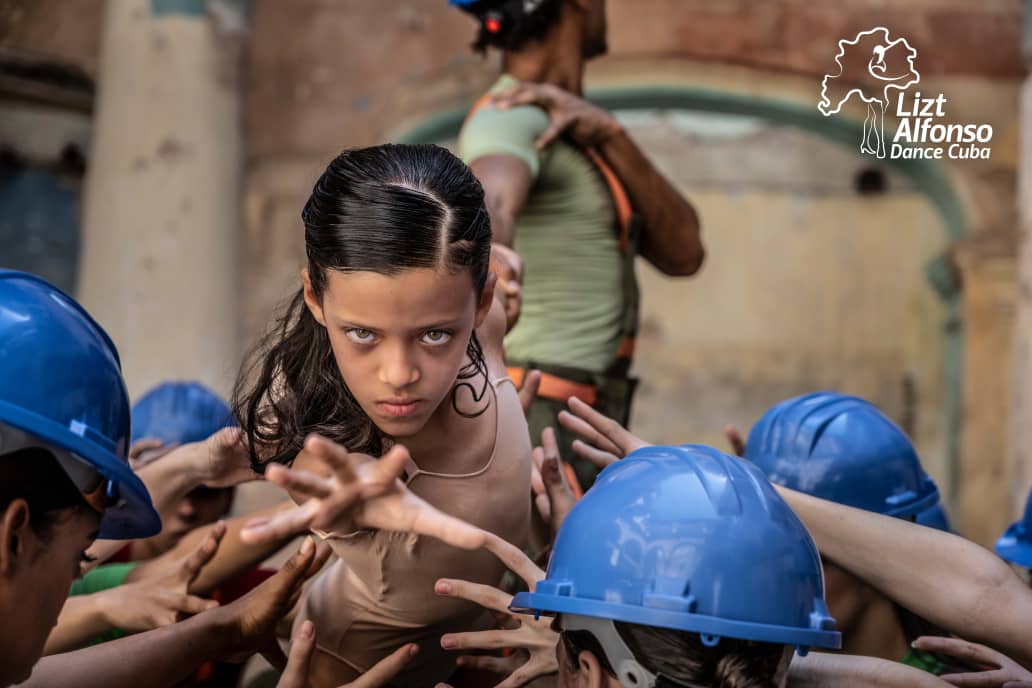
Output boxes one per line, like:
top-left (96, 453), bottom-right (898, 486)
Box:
top-left (132, 381), bottom-right (236, 447)
top-left (512, 444), bottom-right (840, 687)
top-left (744, 391), bottom-right (939, 519)
top-left (995, 488), bottom-right (1032, 570)
top-left (0, 269), bottom-right (160, 539)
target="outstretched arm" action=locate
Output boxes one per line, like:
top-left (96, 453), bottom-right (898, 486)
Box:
top-left (777, 487), bottom-right (1032, 669)
top-left (127, 501), bottom-right (299, 595)
top-left (21, 538), bottom-right (327, 688)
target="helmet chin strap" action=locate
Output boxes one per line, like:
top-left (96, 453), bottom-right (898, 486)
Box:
top-left (562, 614), bottom-right (658, 688)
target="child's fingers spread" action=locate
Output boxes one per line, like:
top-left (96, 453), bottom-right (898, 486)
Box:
top-left (557, 410), bottom-right (622, 457)
top-left (266, 464), bottom-right (334, 499)
top-left (434, 578), bottom-right (513, 615)
top-left (348, 643), bottom-right (418, 688)
top-left (570, 439), bottom-right (620, 469)
top-left (276, 621), bottom-right (316, 688)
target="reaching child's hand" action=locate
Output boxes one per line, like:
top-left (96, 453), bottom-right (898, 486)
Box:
top-left (213, 536), bottom-right (330, 665)
top-left (277, 619), bottom-right (418, 688)
top-left (435, 533), bottom-right (555, 688)
top-left (557, 397), bottom-right (651, 468)
top-left (241, 434), bottom-right (486, 551)
top-left (97, 522), bottom-right (225, 631)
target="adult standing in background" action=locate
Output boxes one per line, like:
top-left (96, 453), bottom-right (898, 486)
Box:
top-left (451, 0), bottom-right (704, 489)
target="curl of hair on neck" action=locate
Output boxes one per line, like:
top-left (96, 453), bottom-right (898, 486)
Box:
top-left (233, 144), bottom-right (493, 472)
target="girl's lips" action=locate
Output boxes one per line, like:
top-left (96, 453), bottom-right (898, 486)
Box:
top-left (376, 400), bottom-right (422, 418)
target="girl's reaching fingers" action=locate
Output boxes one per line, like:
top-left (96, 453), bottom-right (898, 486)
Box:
top-left (265, 464), bottom-right (335, 499)
top-left (304, 434), bottom-right (357, 480)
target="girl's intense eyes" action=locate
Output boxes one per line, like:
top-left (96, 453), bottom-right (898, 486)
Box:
top-left (344, 328), bottom-right (377, 344)
top-left (421, 330), bottom-right (452, 346)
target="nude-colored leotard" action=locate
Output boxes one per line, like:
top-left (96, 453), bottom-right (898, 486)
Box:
top-left (296, 375), bottom-right (532, 687)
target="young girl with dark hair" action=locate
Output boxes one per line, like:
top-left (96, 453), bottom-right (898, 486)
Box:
top-left (233, 143), bottom-right (532, 687)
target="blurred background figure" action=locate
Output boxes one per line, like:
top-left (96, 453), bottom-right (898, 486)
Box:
top-left (0, 0), bottom-right (1028, 549)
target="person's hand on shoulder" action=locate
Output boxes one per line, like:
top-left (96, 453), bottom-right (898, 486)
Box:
top-left (492, 83), bottom-right (623, 150)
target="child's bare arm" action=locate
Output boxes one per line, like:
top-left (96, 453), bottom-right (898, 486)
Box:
top-left (779, 488), bottom-right (1032, 669)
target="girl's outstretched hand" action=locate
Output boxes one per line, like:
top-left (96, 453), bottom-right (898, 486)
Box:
top-left (557, 397), bottom-right (651, 468)
top-left (241, 434), bottom-right (486, 551)
top-left (912, 636), bottom-right (1032, 687)
top-left (435, 533), bottom-right (556, 688)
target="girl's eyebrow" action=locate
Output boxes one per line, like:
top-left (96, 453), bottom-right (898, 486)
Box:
top-left (334, 316), bottom-right (465, 332)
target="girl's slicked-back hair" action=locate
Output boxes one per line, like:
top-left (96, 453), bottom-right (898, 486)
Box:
top-left (233, 144), bottom-right (492, 470)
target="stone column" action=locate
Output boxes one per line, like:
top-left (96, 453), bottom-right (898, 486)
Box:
top-left (78, 0), bottom-right (247, 399)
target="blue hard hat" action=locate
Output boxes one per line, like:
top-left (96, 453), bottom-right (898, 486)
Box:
top-left (0, 270), bottom-right (160, 539)
top-left (132, 381), bottom-right (236, 447)
top-left (512, 444), bottom-right (841, 652)
top-left (916, 503), bottom-right (952, 532)
top-left (744, 391), bottom-right (939, 518)
top-left (995, 488), bottom-right (1032, 569)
